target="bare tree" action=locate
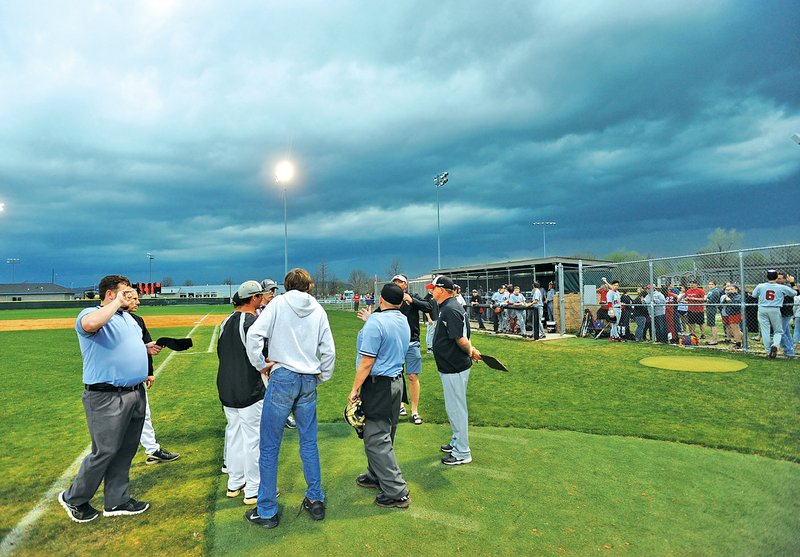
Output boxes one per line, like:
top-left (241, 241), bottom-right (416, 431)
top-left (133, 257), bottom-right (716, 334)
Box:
top-left (314, 260), bottom-right (330, 296)
top-left (348, 268), bottom-right (371, 294)
top-left (161, 276), bottom-right (174, 287)
top-left (222, 278), bottom-right (233, 285)
top-left (183, 279), bottom-right (194, 286)
top-left (386, 257), bottom-right (402, 279)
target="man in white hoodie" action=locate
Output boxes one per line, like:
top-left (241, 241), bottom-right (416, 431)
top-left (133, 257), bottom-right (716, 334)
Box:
top-left (243, 268), bottom-right (336, 529)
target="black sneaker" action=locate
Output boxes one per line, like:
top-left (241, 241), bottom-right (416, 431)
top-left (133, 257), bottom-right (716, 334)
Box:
top-left (103, 498), bottom-right (150, 517)
top-left (356, 474), bottom-right (379, 489)
top-left (300, 497), bottom-right (325, 521)
top-left (146, 448), bottom-right (180, 464)
top-left (440, 444), bottom-right (453, 453)
top-left (399, 405), bottom-right (408, 417)
top-left (441, 454), bottom-right (472, 466)
top-left (58, 491), bottom-right (99, 523)
top-left (244, 508), bottom-right (279, 529)
top-left (375, 493), bottom-right (410, 509)
top-left (285, 415), bottom-right (297, 429)
top-left (769, 346), bottom-right (778, 359)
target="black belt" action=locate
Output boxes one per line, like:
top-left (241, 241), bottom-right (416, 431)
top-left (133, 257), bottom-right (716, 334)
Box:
top-left (85, 383), bottom-right (142, 392)
top-left (369, 374), bottom-right (402, 382)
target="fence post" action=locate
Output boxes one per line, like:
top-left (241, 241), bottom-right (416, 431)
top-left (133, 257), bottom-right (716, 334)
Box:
top-left (739, 251), bottom-right (748, 353)
top-left (558, 262), bottom-right (566, 335)
top-left (578, 260), bottom-right (584, 328)
top-left (649, 260), bottom-right (656, 343)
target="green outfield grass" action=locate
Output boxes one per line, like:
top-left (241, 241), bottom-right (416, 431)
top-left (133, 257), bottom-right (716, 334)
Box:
top-left (0, 308), bottom-right (798, 556)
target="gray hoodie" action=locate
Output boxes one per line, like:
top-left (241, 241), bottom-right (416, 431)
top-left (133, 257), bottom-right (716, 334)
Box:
top-left (245, 290), bottom-right (336, 382)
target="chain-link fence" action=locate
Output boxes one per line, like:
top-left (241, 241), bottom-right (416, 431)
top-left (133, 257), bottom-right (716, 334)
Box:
top-left (578, 243), bottom-right (800, 355)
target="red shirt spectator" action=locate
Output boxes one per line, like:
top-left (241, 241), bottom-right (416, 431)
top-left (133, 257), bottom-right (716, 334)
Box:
top-left (685, 285), bottom-right (706, 313)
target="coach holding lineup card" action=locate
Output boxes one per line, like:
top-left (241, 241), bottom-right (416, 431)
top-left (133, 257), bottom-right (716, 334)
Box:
top-left (59, 275), bottom-right (150, 523)
top-left (427, 275), bottom-right (481, 466)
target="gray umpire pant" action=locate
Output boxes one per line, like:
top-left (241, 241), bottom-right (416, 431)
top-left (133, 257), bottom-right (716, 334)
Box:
top-left (362, 377), bottom-right (408, 499)
top-left (439, 368), bottom-right (471, 460)
top-left (757, 307), bottom-right (783, 353)
top-left (64, 386), bottom-right (147, 508)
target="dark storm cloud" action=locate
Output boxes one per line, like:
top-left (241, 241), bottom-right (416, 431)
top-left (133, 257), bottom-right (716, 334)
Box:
top-left (0, 0), bottom-right (798, 286)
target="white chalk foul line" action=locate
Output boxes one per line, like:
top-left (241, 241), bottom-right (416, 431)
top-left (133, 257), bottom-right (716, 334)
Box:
top-left (0, 314), bottom-right (210, 557)
top-left (207, 324), bottom-right (219, 353)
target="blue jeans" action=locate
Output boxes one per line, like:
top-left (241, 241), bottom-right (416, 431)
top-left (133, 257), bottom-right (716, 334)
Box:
top-left (257, 367), bottom-right (323, 519)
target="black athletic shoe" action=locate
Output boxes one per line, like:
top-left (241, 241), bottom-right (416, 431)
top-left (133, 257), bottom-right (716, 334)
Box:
top-left (769, 346), bottom-right (778, 359)
top-left (440, 444), bottom-right (453, 453)
top-left (375, 493), bottom-right (410, 509)
top-left (441, 454), bottom-right (472, 466)
top-left (356, 474), bottom-right (379, 489)
top-left (103, 498), bottom-right (150, 517)
top-left (145, 448), bottom-right (180, 464)
top-left (244, 508), bottom-right (279, 529)
top-left (300, 497), bottom-right (325, 521)
top-left (58, 491), bottom-right (99, 523)
top-left (284, 416), bottom-right (297, 429)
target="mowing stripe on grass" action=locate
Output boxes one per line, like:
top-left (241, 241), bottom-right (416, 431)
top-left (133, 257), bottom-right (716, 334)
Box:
top-left (408, 507), bottom-right (482, 532)
top-left (0, 314), bottom-right (210, 557)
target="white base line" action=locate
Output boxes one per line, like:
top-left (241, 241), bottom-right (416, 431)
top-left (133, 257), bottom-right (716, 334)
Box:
top-left (0, 314), bottom-right (210, 557)
top-left (207, 324), bottom-right (219, 353)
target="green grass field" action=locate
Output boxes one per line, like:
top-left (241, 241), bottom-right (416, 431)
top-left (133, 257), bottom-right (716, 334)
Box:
top-left (1, 307), bottom-right (798, 556)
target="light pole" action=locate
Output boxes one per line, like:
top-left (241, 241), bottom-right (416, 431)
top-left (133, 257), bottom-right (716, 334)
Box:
top-left (532, 221), bottom-right (557, 258)
top-left (6, 258), bottom-right (20, 282)
top-left (434, 171), bottom-right (449, 268)
top-left (146, 253), bottom-right (155, 285)
top-left (275, 160), bottom-right (295, 279)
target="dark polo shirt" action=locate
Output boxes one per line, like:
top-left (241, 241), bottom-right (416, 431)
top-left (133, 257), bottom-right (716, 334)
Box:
top-left (433, 296), bottom-right (471, 373)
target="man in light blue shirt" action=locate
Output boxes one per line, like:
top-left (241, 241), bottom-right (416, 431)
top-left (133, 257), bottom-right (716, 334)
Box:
top-left (752, 270), bottom-right (797, 358)
top-left (644, 288), bottom-right (668, 343)
top-left (59, 275), bottom-right (150, 524)
top-left (349, 283), bottom-right (411, 508)
top-left (508, 286), bottom-right (528, 336)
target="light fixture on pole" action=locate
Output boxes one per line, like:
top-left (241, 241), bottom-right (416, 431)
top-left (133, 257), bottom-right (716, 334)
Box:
top-left (532, 221), bottom-right (557, 258)
top-left (434, 171), bottom-right (449, 269)
top-left (6, 258), bottom-right (20, 282)
top-left (146, 253), bottom-right (155, 285)
top-left (275, 160), bottom-right (295, 279)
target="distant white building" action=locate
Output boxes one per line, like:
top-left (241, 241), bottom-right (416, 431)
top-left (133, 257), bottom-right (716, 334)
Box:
top-left (160, 284), bottom-right (236, 299)
top-left (0, 283), bottom-right (77, 302)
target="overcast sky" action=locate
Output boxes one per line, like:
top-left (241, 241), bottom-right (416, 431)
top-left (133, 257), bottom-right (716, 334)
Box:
top-left (1, 0), bottom-right (798, 288)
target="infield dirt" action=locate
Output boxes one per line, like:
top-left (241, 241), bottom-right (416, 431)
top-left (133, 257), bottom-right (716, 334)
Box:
top-left (0, 314), bottom-right (227, 332)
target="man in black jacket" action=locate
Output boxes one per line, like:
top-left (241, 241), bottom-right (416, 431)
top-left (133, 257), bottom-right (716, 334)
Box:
top-left (217, 280), bottom-right (270, 506)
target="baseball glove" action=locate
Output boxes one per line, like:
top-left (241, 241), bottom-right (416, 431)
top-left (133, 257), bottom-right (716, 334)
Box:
top-left (344, 398), bottom-right (365, 439)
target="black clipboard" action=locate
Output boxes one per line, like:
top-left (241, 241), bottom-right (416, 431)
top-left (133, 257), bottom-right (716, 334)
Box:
top-left (481, 354), bottom-right (508, 372)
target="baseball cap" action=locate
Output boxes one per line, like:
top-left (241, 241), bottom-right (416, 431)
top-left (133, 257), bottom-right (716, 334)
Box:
top-left (766, 269), bottom-right (778, 280)
top-left (425, 275), bottom-right (455, 290)
top-left (261, 278), bottom-right (278, 291)
top-left (237, 280), bottom-right (265, 299)
top-left (391, 274), bottom-right (408, 283)
top-left (381, 283), bottom-right (404, 305)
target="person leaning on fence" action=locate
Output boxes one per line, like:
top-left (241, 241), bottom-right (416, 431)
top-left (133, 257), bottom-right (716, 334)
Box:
top-left (509, 285), bottom-right (528, 337)
top-left (685, 280), bottom-right (707, 339)
top-left (490, 286), bottom-right (505, 333)
top-left (705, 281), bottom-right (722, 345)
top-left (349, 283), bottom-right (412, 509)
top-left (776, 272), bottom-right (796, 357)
top-left (546, 282), bottom-right (556, 323)
top-left (719, 284), bottom-right (743, 349)
top-left (751, 270), bottom-right (796, 359)
top-left (632, 288), bottom-right (651, 341)
top-left (644, 287), bottom-right (668, 343)
top-left (606, 280), bottom-right (622, 342)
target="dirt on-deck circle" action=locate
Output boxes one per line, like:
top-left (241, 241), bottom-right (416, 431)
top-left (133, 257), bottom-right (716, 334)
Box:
top-left (0, 314), bottom-right (227, 332)
top-left (639, 355), bottom-right (748, 373)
